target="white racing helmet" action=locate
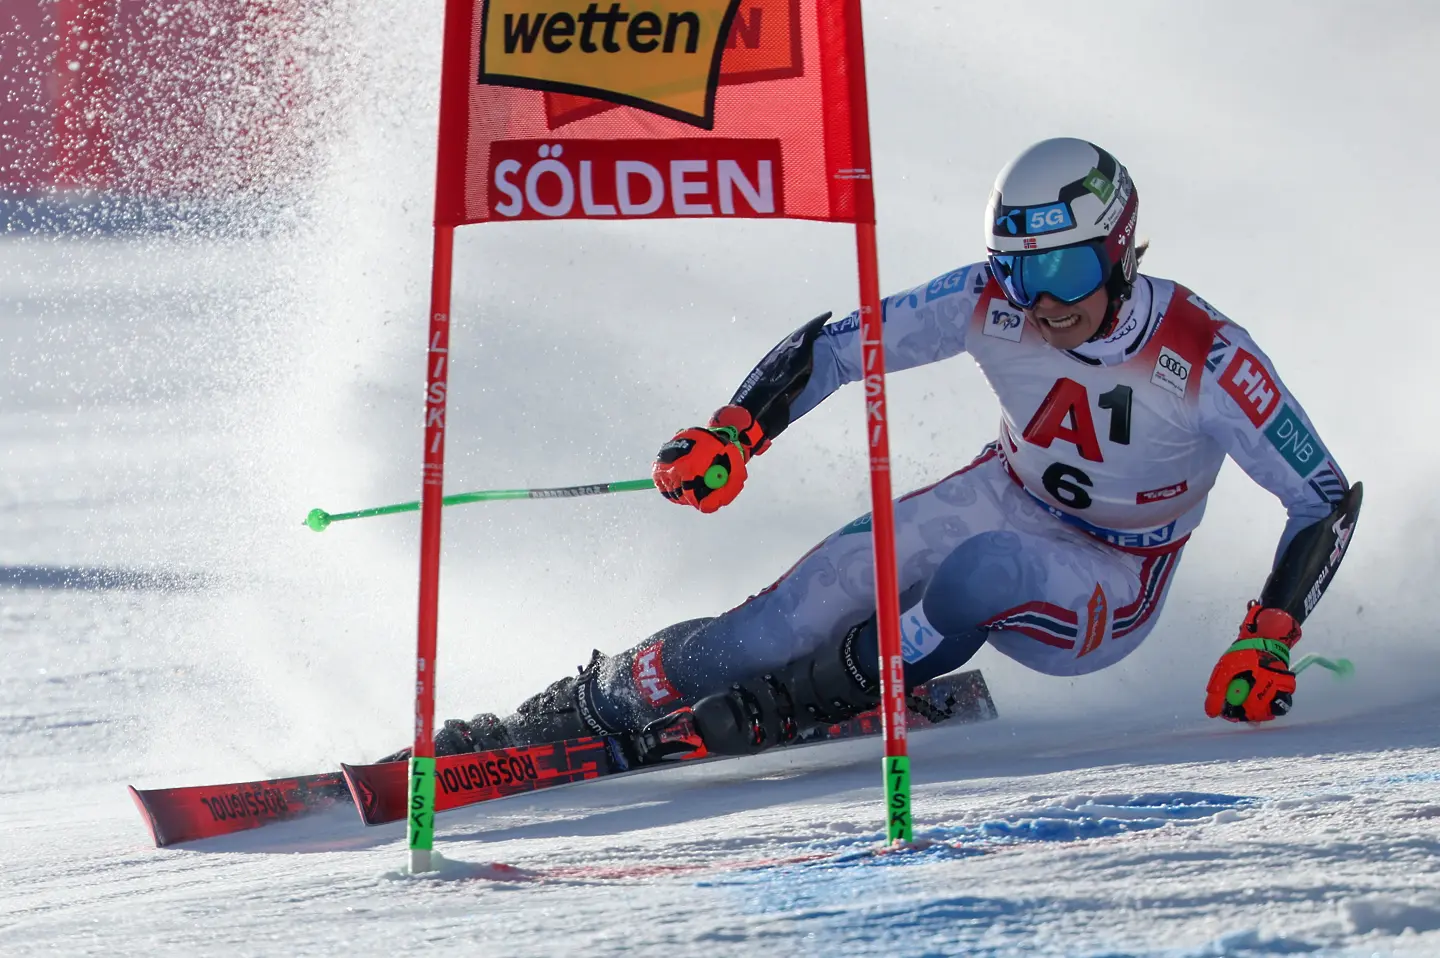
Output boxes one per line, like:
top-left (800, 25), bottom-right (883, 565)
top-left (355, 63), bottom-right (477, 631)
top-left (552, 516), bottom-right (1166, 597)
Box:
top-left (984, 138), bottom-right (1139, 313)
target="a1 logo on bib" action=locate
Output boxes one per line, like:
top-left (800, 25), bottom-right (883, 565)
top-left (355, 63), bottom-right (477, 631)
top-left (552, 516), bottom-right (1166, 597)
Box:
top-left (983, 298), bottom-right (1025, 343)
top-left (1151, 347), bottom-right (1191, 397)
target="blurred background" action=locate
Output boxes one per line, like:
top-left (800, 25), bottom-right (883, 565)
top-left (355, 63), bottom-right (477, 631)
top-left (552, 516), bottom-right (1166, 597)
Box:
top-left (2, 1), bottom-right (1437, 787)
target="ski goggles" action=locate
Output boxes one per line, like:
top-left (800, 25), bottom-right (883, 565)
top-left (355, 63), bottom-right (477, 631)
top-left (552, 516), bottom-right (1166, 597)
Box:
top-left (987, 241), bottom-right (1110, 309)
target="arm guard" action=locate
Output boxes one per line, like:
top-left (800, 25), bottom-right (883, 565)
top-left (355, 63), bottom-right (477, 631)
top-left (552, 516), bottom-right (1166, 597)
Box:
top-left (1259, 481), bottom-right (1362, 623)
top-left (727, 312), bottom-right (832, 445)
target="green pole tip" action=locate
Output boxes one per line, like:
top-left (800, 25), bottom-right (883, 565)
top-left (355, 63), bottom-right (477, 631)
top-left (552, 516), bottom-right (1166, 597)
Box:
top-left (304, 508), bottom-right (332, 532)
top-left (1333, 658), bottom-right (1355, 678)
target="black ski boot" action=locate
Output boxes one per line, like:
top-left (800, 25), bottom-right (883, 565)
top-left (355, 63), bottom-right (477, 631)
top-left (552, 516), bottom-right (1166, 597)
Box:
top-left (374, 711), bottom-right (514, 763)
top-left (687, 618), bottom-right (883, 755)
top-left (632, 706), bottom-right (709, 764)
top-left (435, 712), bottom-right (511, 754)
top-left (497, 649), bottom-right (623, 745)
top-left (376, 651), bottom-right (622, 762)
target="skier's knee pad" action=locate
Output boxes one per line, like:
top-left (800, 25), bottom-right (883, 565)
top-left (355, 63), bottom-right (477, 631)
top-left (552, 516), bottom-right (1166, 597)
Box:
top-left (922, 531), bottom-right (1047, 636)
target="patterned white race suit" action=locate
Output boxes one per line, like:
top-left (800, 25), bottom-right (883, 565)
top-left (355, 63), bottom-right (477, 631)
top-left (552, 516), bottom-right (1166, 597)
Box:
top-left (589, 264), bottom-right (1350, 730)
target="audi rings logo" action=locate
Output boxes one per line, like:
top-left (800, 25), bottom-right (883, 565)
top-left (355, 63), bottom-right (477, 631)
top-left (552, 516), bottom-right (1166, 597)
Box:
top-left (1150, 346), bottom-right (1192, 398)
top-left (1158, 354), bottom-right (1189, 379)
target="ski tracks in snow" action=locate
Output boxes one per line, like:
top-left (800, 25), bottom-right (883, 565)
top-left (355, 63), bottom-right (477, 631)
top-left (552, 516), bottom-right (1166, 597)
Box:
top-left (355, 735), bottom-right (1440, 957)
top-left (7, 589), bottom-right (1440, 956)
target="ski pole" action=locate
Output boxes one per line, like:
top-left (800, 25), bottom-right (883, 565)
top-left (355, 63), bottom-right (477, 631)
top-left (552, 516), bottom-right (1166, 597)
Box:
top-left (304, 478), bottom-right (655, 531)
top-left (1292, 654), bottom-right (1354, 678)
top-left (1223, 653), bottom-right (1354, 712)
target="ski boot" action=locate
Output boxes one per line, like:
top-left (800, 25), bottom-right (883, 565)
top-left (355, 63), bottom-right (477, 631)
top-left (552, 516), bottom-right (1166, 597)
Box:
top-left (682, 618), bottom-right (884, 756)
top-left (373, 711), bottom-right (509, 764)
top-left (632, 706), bottom-right (710, 764)
top-left (529, 651), bottom-right (622, 736)
top-left (376, 650), bottom-right (622, 762)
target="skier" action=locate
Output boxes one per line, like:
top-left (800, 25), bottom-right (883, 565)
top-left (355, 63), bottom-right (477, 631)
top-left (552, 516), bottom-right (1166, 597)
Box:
top-left (425, 137), bottom-right (1361, 761)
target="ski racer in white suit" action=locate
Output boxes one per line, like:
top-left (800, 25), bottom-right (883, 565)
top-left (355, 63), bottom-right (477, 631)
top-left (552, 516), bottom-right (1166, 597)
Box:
top-left (428, 138), bottom-right (1361, 760)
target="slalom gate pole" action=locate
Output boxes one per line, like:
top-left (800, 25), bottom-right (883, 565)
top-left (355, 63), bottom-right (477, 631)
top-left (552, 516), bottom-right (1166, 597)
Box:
top-left (845, 0), bottom-right (911, 845)
top-left (304, 479), bottom-right (655, 531)
top-left (409, 223), bottom-right (454, 874)
top-left (407, 0), bottom-right (474, 873)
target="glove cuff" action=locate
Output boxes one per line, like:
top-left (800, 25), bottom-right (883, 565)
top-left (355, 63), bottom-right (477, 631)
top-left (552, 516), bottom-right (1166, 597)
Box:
top-left (709, 405), bottom-right (768, 459)
top-left (1222, 637), bottom-right (1293, 668)
top-left (1239, 601), bottom-right (1301, 647)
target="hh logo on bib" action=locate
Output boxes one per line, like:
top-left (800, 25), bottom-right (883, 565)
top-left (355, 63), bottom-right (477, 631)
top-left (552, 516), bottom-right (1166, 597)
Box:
top-left (1220, 348), bottom-right (1280, 427)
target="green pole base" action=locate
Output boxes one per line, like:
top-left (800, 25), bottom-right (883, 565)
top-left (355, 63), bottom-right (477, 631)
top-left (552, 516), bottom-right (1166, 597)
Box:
top-left (304, 508), bottom-right (332, 532)
top-left (407, 755), bottom-right (437, 872)
top-left (885, 755), bottom-right (912, 844)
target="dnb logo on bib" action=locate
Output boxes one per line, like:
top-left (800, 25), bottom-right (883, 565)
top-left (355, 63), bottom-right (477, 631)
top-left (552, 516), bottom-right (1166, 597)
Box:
top-left (1265, 404), bottom-right (1323, 477)
top-left (480, 0), bottom-right (743, 129)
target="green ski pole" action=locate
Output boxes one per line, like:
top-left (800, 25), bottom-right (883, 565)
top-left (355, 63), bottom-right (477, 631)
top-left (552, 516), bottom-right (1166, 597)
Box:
top-left (305, 478), bottom-right (655, 531)
top-left (1225, 653), bottom-right (1355, 710)
top-left (1292, 654), bottom-right (1355, 678)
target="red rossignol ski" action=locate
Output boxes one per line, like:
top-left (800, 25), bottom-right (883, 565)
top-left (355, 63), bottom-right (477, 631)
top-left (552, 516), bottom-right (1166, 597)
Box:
top-left (131, 671), bottom-right (997, 845)
top-left (343, 736), bottom-right (622, 826)
top-left (128, 772), bottom-right (352, 848)
top-left (343, 670), bottom-right (998, 826)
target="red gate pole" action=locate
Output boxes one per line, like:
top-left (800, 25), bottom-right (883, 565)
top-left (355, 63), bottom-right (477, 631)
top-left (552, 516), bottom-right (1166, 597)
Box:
top-left (407, 0), bottom-right (472, 874)
top-left (408, 224), bottom-right (454, 873)
top-left (844, 0), bottom-right (912, 844)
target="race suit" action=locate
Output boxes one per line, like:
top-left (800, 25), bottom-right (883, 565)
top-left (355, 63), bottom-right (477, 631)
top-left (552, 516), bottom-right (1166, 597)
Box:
top-left (585, 265), bottom-right (1351, 732)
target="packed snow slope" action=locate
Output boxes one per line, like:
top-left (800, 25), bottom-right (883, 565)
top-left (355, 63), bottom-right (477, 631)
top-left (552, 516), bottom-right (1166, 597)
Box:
top-left (4, 1), bottom-right (1440, 955)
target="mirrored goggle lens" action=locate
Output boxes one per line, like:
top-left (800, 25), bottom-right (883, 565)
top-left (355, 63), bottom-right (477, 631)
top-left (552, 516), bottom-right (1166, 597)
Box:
top-left (989, 246), bottom-right (1106, 308)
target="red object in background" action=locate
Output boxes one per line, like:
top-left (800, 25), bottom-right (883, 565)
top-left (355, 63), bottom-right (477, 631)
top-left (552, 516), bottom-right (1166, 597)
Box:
top-left (1, 0), bottom-right (308, 200)
top-left (50, 0), bottom-right (114, 191)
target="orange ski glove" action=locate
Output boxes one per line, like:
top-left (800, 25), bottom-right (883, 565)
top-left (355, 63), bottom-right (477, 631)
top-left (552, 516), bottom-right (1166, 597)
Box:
top-left (654, 406), bottom-right (768, 514)
top-left (1204, 602), bottom-right (1302, 723)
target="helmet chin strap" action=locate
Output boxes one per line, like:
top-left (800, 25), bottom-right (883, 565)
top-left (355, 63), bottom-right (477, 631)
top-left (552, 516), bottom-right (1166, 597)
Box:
top-left (1087, 268), bottom-right (1136, 342)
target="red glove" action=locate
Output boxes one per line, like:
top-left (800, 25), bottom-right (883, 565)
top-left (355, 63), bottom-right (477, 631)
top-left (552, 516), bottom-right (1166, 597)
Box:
top-left (1204, 602), bottom-right (1302, 723)
top-left (653, 406), bottom-right (767, 514)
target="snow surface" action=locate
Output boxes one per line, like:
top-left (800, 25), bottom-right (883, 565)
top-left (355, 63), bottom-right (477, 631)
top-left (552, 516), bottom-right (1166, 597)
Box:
top-left (5, 2), bottom-right (1440, 956)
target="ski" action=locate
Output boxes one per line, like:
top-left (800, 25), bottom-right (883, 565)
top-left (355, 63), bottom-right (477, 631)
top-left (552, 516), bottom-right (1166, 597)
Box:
top-left (342, 736), bottom-right (624, 826)
top-left (130, 669), bottom-right (996, 845)
top-left (342, 669), bottom-right (997, 826)
top-left (128, 771), bottom-right (352, 848)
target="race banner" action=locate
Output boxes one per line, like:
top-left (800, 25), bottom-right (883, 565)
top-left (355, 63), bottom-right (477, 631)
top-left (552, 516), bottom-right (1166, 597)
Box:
top-left (433, 0), bottom-right (869, 225)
